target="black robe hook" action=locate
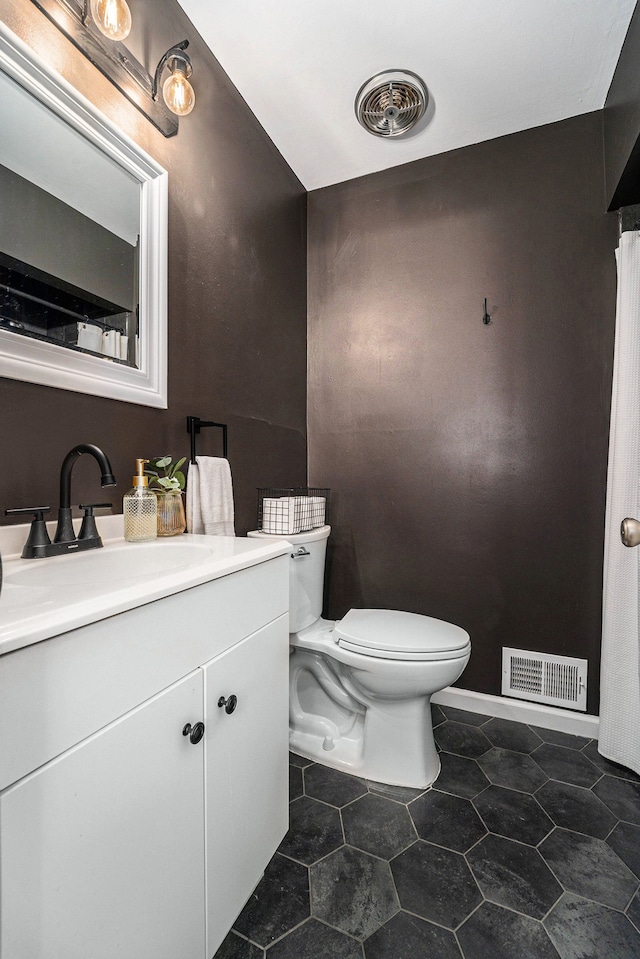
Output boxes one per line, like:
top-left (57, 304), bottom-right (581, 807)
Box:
top-left (482, 298), bottom-right (491, 325)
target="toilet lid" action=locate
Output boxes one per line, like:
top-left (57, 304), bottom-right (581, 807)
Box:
top-left (334, 608), bottom-right (470, 659)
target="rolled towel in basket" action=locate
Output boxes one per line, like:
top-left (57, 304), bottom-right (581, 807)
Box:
top-left (186, 456), bottom-right (235, 536)
top-left (261, 495), bottom-right (325, 534)
top-left (309, 497), bottom-right (326, 527)
top-left (262, 497), bottom-right (299, 535)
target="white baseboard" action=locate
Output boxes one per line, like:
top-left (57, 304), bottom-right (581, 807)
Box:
top-left (432, 686), bottom-right (599, 740)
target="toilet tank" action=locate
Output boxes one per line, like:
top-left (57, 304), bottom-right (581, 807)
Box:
top-left (247, 525), bottom-right (330, 633)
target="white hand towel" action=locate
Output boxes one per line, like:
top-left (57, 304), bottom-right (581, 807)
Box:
top-left (186, 457), bottom-right (235, 536)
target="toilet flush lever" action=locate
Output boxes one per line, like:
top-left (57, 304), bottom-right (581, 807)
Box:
top-left (291, 546), bottom-right (310, 559)
top-left (621, 517), bottom-right (640, 547)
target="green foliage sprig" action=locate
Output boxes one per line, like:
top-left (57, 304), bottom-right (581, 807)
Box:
top-left (145, 455), bottom-right (186, 492)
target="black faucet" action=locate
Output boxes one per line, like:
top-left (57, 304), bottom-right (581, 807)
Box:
top-left (54, 444), bottom-right (116, 543)
top-left (5, 444), bottom-right (116, 558)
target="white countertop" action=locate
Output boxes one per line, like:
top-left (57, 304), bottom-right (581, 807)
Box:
top-left (0, 516), bottom-right (291, 656)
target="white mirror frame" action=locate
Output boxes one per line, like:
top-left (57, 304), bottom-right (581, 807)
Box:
top-left (0, 24), bottom-right (168, 408)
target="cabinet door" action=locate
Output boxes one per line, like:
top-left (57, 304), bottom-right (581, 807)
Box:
top-left (0, 671), bottom-right (205, 959)
top-left (204, 614), bottom-right (289, 957)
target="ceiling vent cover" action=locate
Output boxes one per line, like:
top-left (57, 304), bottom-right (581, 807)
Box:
top-left (355, 70), bottom-right (428, 138)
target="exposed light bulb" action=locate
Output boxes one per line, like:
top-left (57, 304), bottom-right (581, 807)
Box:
top-left (162, 69), bottom-right (195, 117)
top-left (90, 0), bottom-right (132, 42)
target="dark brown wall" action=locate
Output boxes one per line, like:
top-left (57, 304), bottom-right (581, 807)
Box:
top-left (605, 0), bottom-right (640, 209)
top-left (308, 113), bottom-right (617, 713)
top-left (1, 0), bottom-right (307, 533)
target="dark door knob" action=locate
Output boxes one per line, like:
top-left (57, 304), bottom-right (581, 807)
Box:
top-left (182, 721), bottom-right (205, 744)
top-left (218, 694), bottom-right (238, 715)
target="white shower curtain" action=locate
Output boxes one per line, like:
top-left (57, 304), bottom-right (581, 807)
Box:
top-left (600, 230), bottom-right (640, 775)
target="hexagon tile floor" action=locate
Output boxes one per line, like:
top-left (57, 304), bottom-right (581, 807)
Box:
top-left (213, 705), bottom-right (640, 959)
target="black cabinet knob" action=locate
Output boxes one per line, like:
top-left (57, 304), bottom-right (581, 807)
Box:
top-left (182, 721), bottom-right (205, 744)
top-left (218, 694), bottom-right (238, 715)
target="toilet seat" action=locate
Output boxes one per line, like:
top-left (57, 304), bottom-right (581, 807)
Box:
top-left (334, 608), bottom-right (470, 662)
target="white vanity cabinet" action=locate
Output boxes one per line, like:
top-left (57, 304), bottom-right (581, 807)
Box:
top-left (204, 617), bottom-right (289, 957)
top-left (1, 672), bottom-right (207, 959)
top-left (0, 550), bottom-right (290, 959)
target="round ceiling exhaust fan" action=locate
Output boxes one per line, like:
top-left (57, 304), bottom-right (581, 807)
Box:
top-left (355, 70), bottom-right (428, 138)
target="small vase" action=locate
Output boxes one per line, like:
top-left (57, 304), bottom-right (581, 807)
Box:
top-left (155, 490), bottom-right (186, 536)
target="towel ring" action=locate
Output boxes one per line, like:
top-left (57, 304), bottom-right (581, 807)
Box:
top-left (187, 416), bottom-right (228, 463)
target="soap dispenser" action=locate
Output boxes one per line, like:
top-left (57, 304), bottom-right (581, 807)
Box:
top-left (123, 459), bottom-right (157, 542)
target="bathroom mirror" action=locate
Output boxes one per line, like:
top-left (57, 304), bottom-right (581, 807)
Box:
top-left (0, 24), bottom-right (168, 408)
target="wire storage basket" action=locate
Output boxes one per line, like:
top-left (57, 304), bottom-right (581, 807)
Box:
top-left (257, 488), bottom-right (330, 535)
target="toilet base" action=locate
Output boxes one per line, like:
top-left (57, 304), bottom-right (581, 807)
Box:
top-left (289, 705), bottom-right (441, 789)
top-left (289, 648), bottom-right (442, 788)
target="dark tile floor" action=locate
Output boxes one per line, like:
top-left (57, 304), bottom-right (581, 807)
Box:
top-left (213, 705), bottom-right (640, 959)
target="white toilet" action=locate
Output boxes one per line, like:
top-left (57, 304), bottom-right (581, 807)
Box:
top-left (248, 524), bottom-right (471, 788)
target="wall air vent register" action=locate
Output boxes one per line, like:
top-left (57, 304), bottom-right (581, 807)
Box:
top-left (502, 647), bottom-right (587, 711)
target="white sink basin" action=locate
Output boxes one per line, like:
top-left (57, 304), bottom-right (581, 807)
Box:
top-left (0, 521), bottom-right (291, 657)
top-left (6, 541), bottom-right (215, 588)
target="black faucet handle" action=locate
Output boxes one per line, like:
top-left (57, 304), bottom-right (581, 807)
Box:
top-left (5, 507), bottom-right (51, 520)
top-left (78, 503), bottom-right (112, 542)
top-left (5, 508), bottom-right (52, 557)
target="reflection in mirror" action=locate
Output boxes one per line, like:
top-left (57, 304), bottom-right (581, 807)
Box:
top-left (0, 69), bottom-right (141, 367)
top-left (0, 24), bottom-right (168, 407)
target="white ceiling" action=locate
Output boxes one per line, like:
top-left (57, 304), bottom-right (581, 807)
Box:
top-left (177, 0), bottom-right (636, 192)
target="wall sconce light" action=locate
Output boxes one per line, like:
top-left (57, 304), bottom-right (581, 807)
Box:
top-left (88, 0), bottom-right (131, 42)
top-left (153, 41), bottom-right (195, 117)
top-left (30, 0), bottom-right (195, 137)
